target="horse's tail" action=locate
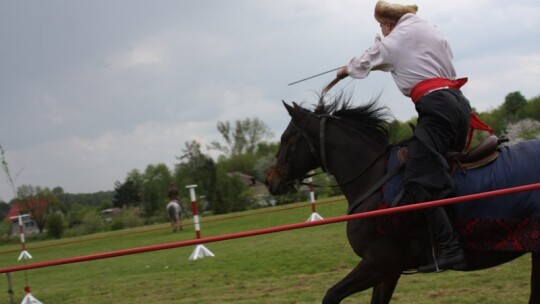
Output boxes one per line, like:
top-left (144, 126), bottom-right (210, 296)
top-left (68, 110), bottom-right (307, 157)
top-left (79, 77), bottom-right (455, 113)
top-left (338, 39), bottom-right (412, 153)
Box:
top-left (167, 203), bottom-right (179, 223)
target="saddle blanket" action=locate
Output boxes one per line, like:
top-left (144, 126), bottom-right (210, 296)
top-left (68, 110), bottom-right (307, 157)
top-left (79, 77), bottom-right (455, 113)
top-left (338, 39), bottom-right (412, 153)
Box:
top-left (378, 139), bottom-right (540, 252)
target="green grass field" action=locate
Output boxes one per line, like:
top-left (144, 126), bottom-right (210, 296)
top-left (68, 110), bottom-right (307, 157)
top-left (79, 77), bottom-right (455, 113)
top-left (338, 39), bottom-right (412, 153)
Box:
top-left (0, 197), bottom-right (532, 303)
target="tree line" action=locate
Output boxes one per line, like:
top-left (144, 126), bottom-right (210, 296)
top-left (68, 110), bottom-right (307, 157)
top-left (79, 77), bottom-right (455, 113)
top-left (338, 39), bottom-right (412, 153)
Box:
top-left (1, 91), bottom-right (538, 241)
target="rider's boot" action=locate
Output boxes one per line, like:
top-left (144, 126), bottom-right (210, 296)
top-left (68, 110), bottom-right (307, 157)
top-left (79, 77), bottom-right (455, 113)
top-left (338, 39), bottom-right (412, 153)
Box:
top-left (418, 207), bottom-right (467, 273)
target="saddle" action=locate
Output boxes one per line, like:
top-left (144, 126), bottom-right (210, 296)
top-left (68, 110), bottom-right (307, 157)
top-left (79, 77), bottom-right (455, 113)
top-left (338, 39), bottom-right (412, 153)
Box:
top-left (397, 135), bottom-right (509, 171)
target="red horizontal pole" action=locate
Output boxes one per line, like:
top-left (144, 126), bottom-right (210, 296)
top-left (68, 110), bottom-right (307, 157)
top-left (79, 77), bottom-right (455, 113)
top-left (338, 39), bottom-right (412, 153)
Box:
top-left (1, 182), bottom-right (539, 274)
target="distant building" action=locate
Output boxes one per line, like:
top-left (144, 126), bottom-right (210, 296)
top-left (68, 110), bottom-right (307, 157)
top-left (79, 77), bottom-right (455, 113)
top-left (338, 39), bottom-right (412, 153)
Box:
top-left (6, 205), bottom-right (39, 236)
top-left (228, 172), bottom-right (274, 206)
top-left (101, 207), bottom-right (122, 223)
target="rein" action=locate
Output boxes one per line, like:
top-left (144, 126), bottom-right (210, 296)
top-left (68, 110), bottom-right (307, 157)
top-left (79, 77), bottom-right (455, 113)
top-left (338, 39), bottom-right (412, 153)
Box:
top-left (347, 161), bottom-right (404, 215)
top-left (299, 147), bottom-right (389, 189)
top-left (291, 112), bottom-right (390, 190)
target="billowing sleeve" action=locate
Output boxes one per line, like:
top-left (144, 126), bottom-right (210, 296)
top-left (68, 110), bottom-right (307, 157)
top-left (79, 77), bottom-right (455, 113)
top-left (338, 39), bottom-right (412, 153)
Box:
top-left (347, 34), bottom-right (393, 79)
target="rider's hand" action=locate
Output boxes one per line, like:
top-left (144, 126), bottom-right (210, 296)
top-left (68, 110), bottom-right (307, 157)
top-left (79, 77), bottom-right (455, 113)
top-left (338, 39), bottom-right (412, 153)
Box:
top-left (322, 66), bottom-right (349, 95)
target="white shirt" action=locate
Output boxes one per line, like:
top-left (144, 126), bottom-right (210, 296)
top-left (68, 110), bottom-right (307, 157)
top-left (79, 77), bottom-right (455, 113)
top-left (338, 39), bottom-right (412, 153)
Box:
top-left (347, 14), bottom-right (456, 97)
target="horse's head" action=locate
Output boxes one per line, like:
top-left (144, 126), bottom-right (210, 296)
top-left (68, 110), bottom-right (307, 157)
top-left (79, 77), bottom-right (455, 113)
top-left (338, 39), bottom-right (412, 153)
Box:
top-left (266, 95), bottom-right (391, 196)
top-left (265, 101), bottom-right (322, 195)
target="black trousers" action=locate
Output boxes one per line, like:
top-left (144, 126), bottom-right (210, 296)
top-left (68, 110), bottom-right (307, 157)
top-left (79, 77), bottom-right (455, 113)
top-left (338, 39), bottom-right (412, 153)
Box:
top-left (404, 89), bottom-right (471, 203)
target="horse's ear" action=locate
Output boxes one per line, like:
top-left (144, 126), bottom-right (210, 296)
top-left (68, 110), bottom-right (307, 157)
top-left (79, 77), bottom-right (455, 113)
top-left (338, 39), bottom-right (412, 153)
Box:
top-left (282, 100), bottom-right (295, 116)
top-left (283, 101), bottom-right (306, 122)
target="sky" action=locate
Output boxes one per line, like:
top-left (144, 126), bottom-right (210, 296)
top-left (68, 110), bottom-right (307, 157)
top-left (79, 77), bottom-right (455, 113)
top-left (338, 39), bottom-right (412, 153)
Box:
top-left (1, 0), bottom-right (539, 202)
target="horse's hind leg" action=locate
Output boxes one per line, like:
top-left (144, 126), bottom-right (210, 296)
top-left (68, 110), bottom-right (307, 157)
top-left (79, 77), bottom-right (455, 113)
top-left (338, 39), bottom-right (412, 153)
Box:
top-left (530, 252), bottom-right (540, 304)
top-left (371, 272), bottom-right (401, 304)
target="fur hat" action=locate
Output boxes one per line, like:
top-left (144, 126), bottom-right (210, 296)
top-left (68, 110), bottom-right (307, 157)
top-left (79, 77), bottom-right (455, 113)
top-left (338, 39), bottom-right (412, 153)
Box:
top-left (374, 1), bottom-right (418, 23)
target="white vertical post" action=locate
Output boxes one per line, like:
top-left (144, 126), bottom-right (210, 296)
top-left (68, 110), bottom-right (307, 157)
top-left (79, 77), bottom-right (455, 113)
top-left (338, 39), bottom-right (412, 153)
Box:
top-left (9, 215), bottom-right (32, 261)
top-left (186, 185), bottom-right (214, 260)
top-left (306, 177), bottom-right (323, 222)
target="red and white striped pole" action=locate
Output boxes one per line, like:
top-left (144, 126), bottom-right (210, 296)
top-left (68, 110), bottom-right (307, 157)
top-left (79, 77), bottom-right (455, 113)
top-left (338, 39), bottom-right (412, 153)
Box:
top-left (10, 214), bottom-right (43, 304)
top-left (306, 177), bottom-right (323, 222)
top-left (10, 215), bottom-right (32, 261)
top-left (186, 185), bottom-right (214, 260)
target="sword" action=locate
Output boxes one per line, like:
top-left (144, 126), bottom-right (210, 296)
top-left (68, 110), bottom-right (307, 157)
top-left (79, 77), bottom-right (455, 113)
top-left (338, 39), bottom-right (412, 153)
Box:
top-left (287, 67), bottom-right (343, 86)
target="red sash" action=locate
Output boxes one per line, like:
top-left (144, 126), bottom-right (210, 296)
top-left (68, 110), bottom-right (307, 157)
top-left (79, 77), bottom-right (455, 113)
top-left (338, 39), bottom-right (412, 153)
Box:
top-left (410, 77), bottom-right (468, 103)
top-left (410, 77), bottom-right (495, 151)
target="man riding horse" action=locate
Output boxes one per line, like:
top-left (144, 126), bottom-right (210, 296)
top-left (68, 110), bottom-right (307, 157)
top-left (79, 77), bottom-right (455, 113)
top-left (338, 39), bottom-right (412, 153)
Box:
top-left (331, 1), bottom-right (493, 273)
top-left (167, 181), bottom-right (184, 232)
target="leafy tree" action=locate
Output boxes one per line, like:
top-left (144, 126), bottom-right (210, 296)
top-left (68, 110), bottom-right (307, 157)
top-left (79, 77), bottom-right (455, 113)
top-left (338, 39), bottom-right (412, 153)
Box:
top-left (66, 203), bottom-right (89, 228)
top-left (255, 142), bottom-right (280, 157)
top-left (52, 186), bottom-right (65, 199)
top-left (517, 95), bottom-right (540, 121)
top-left (140, 163), bottom-right (172, 218)
top-left (209, 117), bottom-right (274, 156)
top-left (55, 190), bottom-right (114, 212)
top-left (387, 119), bottom-right (414, 144)
top-left (217, 153), bottom-right (259, 177)
top-left (16, 196), bottom-right (48, 233)
top-left (502, 91), bottom-right (527, 119)
top-left (0, 203), bottom-right (10, 220)
top-left (213, 168), bottom-right (249, 214)
top-left (15, 186), bottom-right (61, 233)
top-left (175, 140), bottom-right (217, 210)
top-left (112, 178), bottom-right (141, 208)
top-left (253, 154), bottom-right (275, 184)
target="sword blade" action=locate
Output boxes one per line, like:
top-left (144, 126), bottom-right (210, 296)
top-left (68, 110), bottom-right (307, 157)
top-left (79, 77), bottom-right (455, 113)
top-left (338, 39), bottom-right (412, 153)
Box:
top-left (287, 67), bottom-right (342, 86)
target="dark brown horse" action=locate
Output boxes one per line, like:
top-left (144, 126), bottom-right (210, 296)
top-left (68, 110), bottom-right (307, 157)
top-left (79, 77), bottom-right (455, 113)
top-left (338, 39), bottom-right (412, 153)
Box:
top-left (265, 96), bottom-right (540, 303)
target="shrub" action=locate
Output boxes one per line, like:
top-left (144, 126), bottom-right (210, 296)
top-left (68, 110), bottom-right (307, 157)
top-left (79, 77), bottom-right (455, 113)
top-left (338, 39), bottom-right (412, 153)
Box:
top-left (110, 218), bottom-right (125, 231)
top-left (46, 213), bottom-right (65, 239)
top-left (121, 207), bottom-right (143, 228)
top-left (0, 218), bottom-right (12, 241)
top-left (80, 211), bottom-right (104, 234)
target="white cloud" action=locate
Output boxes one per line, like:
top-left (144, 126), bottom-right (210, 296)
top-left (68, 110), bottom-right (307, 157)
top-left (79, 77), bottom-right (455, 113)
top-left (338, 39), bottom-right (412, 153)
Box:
top-left (33, 92), bottom-right (64, 125)
top-left (458, 53), bottom-right (540, 111)
top-left (107, 38), bottom-right (170, 70)
top-left (2, 119), bottom-right (219, 196)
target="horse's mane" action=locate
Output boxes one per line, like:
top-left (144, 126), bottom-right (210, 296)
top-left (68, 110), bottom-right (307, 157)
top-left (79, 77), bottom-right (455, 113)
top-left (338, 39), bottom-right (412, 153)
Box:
top-left (311, 92), bottom-right (391, 140)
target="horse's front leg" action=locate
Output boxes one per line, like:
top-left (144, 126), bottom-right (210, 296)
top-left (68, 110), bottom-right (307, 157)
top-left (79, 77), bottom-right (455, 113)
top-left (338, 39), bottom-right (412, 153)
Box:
top-left (322, 259), bottom-right (401, 304)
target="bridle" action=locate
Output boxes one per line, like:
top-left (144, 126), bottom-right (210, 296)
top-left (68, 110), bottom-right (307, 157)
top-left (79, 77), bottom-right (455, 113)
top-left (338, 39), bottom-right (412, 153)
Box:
top-left (278, 111), bottom-right (403, 215)
top-left (273, 111), bottom-right (332, 189)
top-left (276, 109), bottom-right (389, 190)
